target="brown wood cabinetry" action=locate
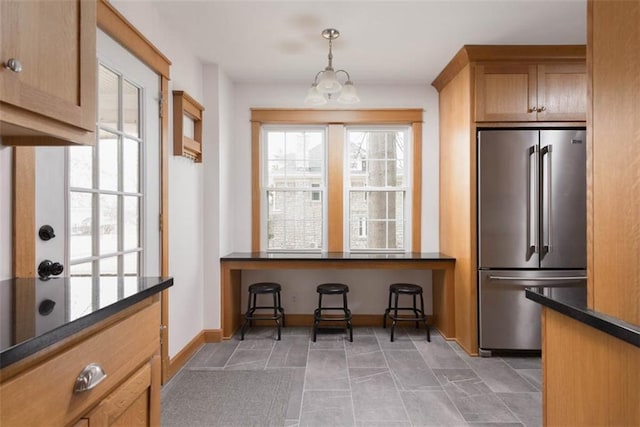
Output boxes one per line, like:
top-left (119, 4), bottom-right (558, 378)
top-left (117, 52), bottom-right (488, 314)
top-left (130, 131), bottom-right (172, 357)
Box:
top-left (431, 45), bottom-right (586, 355)
top-left (0, 0), bottom-right (96, 145)
top-left (0, 298), bottom-right (161, 427)
top-left (542, 2), bottom-right (640, 424)
top-left (475, 62), bottom-right (586, 122)
top-left (81, 356), bottom-right (161, 426)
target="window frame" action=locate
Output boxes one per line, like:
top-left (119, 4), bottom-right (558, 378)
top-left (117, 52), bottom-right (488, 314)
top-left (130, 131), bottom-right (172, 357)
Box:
top-left (344, 125), bottom-right (412, 252)
top-left (251, 109), bottom-right (423, 253)
top-left (260, 125), bottom-right (328, 252)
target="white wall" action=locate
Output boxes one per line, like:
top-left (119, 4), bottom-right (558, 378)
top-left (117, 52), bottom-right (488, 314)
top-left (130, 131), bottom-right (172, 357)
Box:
top-left (217, 72), bottom-right (235, 257)
top-left (202, 64), bottom-right (234, 330)
top-left (231, 83), bottom-right (441, 314)
top-left (113, 1), bottom-right (207, 357)
top-left (0, 145), bottom-right (12, 280)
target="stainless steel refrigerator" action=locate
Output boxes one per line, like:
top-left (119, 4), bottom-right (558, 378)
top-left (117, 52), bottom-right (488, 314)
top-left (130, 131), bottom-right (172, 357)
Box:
top-left (478, 129), bottom-right (587, 355)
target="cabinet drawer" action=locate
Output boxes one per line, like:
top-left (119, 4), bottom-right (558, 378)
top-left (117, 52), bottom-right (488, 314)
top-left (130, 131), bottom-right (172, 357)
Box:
top-left (0, 301), bottom-right (160, 427)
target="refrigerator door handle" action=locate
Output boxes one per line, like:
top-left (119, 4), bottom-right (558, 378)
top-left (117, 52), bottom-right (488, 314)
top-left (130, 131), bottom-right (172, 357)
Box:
top-left (488, 275), bottom-right (587, 281)
top-left (528, 145), bottom-right (539, 255)
top-left (541, 144), bottom-right (553, 254)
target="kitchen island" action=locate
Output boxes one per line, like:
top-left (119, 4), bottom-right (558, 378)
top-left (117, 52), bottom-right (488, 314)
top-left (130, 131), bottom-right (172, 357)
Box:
top-left (0, 276), bottom-right (172, 426)
top-left (526, 285), bottom-right (640, 425)
top-left (526, 286), bottom-right (640, 348)
top-left (220, 252), bottom-right (455, 340)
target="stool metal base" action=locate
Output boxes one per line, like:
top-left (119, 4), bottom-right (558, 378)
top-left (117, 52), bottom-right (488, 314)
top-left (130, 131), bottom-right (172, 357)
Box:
top-left (313, 284), bottom-right (353, 343)
top-left (383, 284), bottom-right (430, 342)
top-left (241, 283), bottom-right (285, 341)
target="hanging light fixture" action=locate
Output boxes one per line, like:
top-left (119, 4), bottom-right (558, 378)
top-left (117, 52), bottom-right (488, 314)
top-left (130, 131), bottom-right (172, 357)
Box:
top-left (304, 28), bottom-right (360, 106)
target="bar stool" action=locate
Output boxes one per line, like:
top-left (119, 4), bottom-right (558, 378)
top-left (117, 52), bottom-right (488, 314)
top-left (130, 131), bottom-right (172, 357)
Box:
top-left (383, 283), bottom-right (430, 342)
top-left (240, 282), bottom-right (285, 340)
top-left (313, 283), bottom-right (353, 342)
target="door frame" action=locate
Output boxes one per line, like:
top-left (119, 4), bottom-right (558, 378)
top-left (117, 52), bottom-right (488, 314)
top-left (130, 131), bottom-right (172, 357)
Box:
top-left (12, 0), bottom-right (173, 383)
top-left (96, 0), bottom-right (172, 384)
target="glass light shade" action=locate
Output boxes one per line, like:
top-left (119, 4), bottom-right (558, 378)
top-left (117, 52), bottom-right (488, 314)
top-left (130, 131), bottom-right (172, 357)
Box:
top-left (304, 85), bottom-right (327, 106)
top-left (337, 81), bottom-right (360, 104)
top-left (316, 69), bottom-right (342, 94)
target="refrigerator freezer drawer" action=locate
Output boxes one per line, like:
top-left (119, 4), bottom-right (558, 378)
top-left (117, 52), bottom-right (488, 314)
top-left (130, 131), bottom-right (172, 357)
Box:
top-left (478, 270), bottom-right (586, 351)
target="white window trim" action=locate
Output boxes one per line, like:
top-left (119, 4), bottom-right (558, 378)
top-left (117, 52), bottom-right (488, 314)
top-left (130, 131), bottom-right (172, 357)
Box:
top-left (343, 125), bottom-right (413, 253)
top-left (260, 125), bottom-right (328, 252)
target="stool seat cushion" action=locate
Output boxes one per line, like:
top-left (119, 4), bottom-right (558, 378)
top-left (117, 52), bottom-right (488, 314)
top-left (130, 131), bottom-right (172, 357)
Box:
top-left (248, 282), bottom-right (282, 294)
top-left (317, 283), bottom-right (349, 294)
top-left (389, 283), bottom-right (423, 294)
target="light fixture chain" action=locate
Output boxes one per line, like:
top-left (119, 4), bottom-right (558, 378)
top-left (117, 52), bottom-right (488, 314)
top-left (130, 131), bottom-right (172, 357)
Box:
top-left (327, 38), bottom-right (333, 70)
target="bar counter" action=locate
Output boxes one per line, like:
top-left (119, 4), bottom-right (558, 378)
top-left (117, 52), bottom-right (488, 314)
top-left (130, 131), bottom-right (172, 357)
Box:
top-left (220, 252), bottom-right (456, 340)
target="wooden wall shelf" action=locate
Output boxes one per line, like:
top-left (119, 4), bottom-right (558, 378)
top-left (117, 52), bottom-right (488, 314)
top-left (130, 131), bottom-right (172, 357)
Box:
top-left (172, 90), bottom-right (204, 162)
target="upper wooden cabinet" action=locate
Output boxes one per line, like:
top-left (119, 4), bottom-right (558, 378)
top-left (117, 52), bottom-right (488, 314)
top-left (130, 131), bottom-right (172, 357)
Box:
top-left (475, 62), bottom-right (587, 122)
top-left (0, 0), bottom-right (96, 145)
top-left (536, 63), bottom-right (587, 121)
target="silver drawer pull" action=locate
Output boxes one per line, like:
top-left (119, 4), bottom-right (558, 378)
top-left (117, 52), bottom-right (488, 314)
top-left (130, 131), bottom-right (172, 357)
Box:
top-left (4, 58), bottom-right (23, 73)
top-left (74, 363), bottom-right (107, 393)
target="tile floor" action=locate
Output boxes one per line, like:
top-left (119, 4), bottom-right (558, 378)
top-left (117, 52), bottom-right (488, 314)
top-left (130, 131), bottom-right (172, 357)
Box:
top-left (163, 326), bottom-right (541, 427)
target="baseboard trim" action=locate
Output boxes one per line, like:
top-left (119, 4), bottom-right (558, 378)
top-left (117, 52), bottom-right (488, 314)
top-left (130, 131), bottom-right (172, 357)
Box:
top-left (203, 329), bottom-right (223, 343)
top-left (167, 331), bottom-right (205, 380)
top-left (165, 329), bottom-right (224, 382)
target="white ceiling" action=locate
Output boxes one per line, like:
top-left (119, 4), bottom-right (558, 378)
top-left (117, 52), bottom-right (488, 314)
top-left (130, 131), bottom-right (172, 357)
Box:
top-left (152, 0), bottom-right (586, 86)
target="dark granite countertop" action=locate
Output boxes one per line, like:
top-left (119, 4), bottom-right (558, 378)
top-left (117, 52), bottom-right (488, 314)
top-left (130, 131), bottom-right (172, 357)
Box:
top-left (526, 286), bottom-right (640, 348)
top-left (221, 252), bottom-right (455, 261)
top-left (0, 276), bottom-right (173, 368)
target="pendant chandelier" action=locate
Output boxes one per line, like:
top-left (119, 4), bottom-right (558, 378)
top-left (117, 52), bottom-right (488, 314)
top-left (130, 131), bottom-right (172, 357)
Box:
top-left (304, 28), bottom-right (360, 106)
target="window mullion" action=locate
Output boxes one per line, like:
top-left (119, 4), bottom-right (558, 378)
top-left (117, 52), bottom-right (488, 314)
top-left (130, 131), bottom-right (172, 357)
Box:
top-left (92, 132), bottom-right (100, 275)
top-left (117, 137), bottom-right (124, 278)
top-left (327, 124), bottom-right (344, 251)
top-left (117, 74), bottom-right (124, 278)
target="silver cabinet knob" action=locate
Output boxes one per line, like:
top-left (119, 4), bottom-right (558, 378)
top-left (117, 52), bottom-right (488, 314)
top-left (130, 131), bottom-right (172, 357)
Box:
top-left (537, 106), bottom-right (546, 112)
top-left (74, 363), bottom-right (107, 393)
top-left (528, 107), bottom-right (537, 113)
top-left (4, 58), bottom-right (23, 73)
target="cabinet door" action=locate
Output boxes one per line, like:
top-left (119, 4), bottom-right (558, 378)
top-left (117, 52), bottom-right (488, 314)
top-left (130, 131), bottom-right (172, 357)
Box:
top-left (537, 64), bottom-right (587, 121)
top-left (0, 0), bottom-right (96, 132)
top-left (83, 356), bottom-right (160, 427)
top-left (475, 64), bottom-right (537, 122)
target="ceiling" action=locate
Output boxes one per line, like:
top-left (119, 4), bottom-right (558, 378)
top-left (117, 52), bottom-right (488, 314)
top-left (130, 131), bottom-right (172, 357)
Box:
top-left (152, 0), bottom-right (586, 86)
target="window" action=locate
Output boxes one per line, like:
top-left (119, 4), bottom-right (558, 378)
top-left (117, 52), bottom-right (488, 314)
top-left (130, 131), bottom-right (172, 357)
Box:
top-left (68, 64), bottom-right (142, 276)
top-left (252, 109), bottom-right (423, 253)
top-left (68, 56), bottom-right (160, 276)
top-left (262, 127), bottom-right (326, 251)
top-left (346, 127), bottom-right (410, 251)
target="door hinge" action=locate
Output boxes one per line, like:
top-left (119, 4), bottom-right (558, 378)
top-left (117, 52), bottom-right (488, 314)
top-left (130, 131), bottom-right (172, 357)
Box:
top-left (159, 213), bottom-right (163, 232)
top-left (159, 93), bottom-right (164, 118)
